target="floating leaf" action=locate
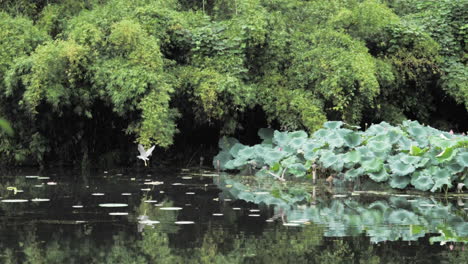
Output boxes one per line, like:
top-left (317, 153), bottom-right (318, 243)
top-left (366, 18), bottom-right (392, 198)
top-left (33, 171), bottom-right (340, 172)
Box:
top-left (99, 203), bottom-right (128, 208)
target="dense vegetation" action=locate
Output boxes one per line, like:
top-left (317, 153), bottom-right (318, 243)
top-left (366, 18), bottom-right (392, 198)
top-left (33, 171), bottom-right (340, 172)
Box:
top-left (214, 121), bottom-right (468, 192)
top-left (0, 0), bottom-right (466, 167)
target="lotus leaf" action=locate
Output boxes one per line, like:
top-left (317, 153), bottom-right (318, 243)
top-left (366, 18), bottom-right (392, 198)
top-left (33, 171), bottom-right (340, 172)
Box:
top-left (410, 145), bottom-right (427, 156)
top-left (389, 161), bottom-right (415, 176)
top-left (362, 158), bottom-right (383, 173)
top-left (411, 174), bottom-right (434, 191)
top-left (456, 152), bottom-right (468, 167)
top-left (273, 131), bottom-right (289, 147)
top-left (436, 147), bottom-right (457, 162)
top-left (288, 163), bottom-right (308, 177)
top-left (229, 143), bottom-right (246, 156)
top-left (344, 167), bottom-right (364, 180)
top-left (356, 146), bottom-right (374, 159)
top-left (343, 150), bottom-right (361, 164)
top-left (264, 149), bottom-right (286, 166)
top-left (320, 151), bottom-right (338, 168)
top-left (288, 137), bottom-right (307, 150)
top-left (432, 167), bottom-right (451, 181)
top-left (224, 160), bottom-right (237, 170)
top-left (219, 137), bottom-right (239, 150)
top-left (232, 157), bottom-right (248, 167)
top-left (343, 132), bottom-right (362, 148)
top-left (238, 191), bottom-right (255, 202)
top-left (323, 121), bottom-right (343, 129)
top-left (289, 130), bottom-right (308, 139)
top-left (366, 123), bottom-right (388, 135)
top-left (388, 209), bottom-right (419, 225)
top-left (368, 168), bottom-right (389, 182)
top-left (281, 156), bottom-right (299, 167)
top-left (368, 140), bottom-right (391, 154)
top-left (430, 177), bottom-right (452, 192)
top-left (258, 128), bottom-right (274, 143)
top-left (400, 154), bottom-right (421, 165)
top-left (389, 175), bottom-right (411, 189)
top-left (446, 160), bottom-right (464, 173)
top-left (326, 132), bottom-right (345, 149)
top-left (213, 151), bottom-right (233, 170)
top-left (237, 146), bottom-right (255, 160)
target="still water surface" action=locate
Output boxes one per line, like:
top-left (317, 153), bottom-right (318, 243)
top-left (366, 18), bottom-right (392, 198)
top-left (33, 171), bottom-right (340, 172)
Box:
top-left (0, 168), bottom-right (466, 263)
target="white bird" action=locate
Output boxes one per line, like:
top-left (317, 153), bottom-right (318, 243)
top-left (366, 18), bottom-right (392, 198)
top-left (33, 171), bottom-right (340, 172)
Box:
top-left (137, 144), bottom-right (155, 166)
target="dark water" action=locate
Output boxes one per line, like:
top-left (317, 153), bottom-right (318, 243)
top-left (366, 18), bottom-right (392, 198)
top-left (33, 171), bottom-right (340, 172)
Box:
top-left (0, 168), bottom-right (466, 263)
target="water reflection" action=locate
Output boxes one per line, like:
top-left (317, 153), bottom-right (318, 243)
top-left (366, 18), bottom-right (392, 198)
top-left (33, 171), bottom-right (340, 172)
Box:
top-left (0, 170), bottom-right (466, 263)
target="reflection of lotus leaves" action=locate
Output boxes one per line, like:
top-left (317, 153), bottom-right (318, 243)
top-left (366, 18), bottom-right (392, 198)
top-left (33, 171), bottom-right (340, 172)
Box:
top-left (368, 226), bottom-right (393, 243)
top-left (388, 209), bottom-right (419, 225)
top-left (361, 210), bottom-right (383, 226)
top-left (368, 200), bottom-right (389, 213)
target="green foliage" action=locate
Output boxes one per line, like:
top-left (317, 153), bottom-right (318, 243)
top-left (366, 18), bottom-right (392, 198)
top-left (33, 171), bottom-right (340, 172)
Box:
top-left (215, 120), bottom-right (468, 192)
top-left (0, 0), bottom-right (466, 166)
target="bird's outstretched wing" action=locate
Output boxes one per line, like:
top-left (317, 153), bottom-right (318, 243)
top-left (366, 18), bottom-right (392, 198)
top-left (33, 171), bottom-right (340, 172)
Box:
top-left (146, 145), bottom-right (155, 157)
top-left (138, 144), bottom-right (146, 156)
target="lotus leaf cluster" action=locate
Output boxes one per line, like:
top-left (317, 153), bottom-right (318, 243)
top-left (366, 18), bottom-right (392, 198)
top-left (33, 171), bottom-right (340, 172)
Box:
top-left (213, 121), bottom-right (468, 192)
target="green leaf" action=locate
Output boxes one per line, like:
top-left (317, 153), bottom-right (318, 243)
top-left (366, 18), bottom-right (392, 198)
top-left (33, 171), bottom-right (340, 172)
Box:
top-left (264, 149), bottom-right (286, 166)
top-left (288, 163), bottom-right (308, 177)
top-left (368, 168), bottom-right (389, 182)
top-left (410, 145), bottom-right (427, 156)
top-left (323, 121), bottom-right (343, 129)
top-left (411, 174), bottom-right (434, 191)
top-left (389, 161), bottom-right (415, 176)
top-left (362, 158), bottom-right (383, 173)
top-left (229, 143), bottom-right (246, 156)
top-left (368, 140), bottom-right (391, 154)
top-left (0, 118), bottom-right (13, 136)
top-left (389, 175), bottom-right (411, 189)
top-left (344, 167), bottom-right (364, 180)
top-left (456, 152), bottom-right (468, 167)
top-left (258, 128), bottom-right (274, 144)
top-left (218, 137), bottom-right (239, 150)
top-left (343, 132), bottom-right (362, 148)
top-left (343, 150), bottom-right (361, 163)
top-left (436, 147), bottom-right (457, 162)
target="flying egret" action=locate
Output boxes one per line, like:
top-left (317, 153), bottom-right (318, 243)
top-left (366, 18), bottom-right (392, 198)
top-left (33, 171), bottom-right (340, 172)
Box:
top-left (137, 144), bottom-right (155, 166)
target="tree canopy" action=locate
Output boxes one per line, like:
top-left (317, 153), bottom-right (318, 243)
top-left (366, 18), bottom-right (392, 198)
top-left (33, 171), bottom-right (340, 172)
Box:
top-left (0, 0), bottom-right (466, 166)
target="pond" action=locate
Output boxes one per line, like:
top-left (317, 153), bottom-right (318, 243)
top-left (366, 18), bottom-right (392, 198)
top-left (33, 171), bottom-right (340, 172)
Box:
top-left (0, 168), bottom-right (466, 263)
